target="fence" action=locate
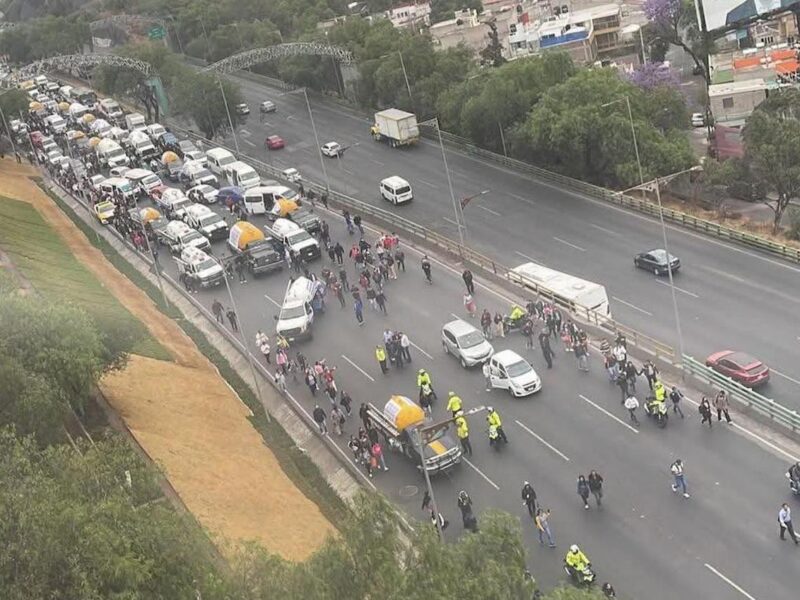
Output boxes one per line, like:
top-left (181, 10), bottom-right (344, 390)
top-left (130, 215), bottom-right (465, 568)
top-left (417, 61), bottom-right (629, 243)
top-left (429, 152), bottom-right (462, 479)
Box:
top-left (418, 126), bottom-right (800, 264)
top-left (682, 356), bottom-right (800, 432)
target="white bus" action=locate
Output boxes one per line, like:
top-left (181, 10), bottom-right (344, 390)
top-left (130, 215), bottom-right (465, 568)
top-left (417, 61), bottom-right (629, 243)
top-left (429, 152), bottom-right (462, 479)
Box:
top-left (509, 262), bottom-right (611, 322)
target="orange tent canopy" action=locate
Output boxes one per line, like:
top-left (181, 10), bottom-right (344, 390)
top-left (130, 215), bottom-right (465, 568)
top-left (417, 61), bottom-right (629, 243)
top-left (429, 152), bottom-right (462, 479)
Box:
top-left (733, 56), bottom-right (762, 69)
top-left (776, 60), bottom-right (799, 75)
top-left (771, 49), bottom-right (796, 62)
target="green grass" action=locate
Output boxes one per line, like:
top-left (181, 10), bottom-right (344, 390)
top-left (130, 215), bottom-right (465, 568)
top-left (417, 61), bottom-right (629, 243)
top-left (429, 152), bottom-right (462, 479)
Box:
top-left (0, 195), bottom-right (171, 362)
top-left (35, 181), bottom-right (350, 528)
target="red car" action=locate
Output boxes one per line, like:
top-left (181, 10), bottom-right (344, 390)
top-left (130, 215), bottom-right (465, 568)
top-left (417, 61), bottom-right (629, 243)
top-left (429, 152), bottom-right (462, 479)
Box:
top-left (265, 135), bottom-right (285, 150)
top-left (706, 350), bottom-right (770, 387)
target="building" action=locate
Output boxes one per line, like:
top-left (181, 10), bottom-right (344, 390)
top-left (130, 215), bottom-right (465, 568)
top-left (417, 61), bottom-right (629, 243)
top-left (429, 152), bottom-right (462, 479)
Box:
top-left (709, 78), bottom-right (770, 122)
top-left (506, 3), bottom-right (636, 65)
top-left (429, 8), bottom-right (517, 56)
top-left (386, 2), bottom-right (431, 29)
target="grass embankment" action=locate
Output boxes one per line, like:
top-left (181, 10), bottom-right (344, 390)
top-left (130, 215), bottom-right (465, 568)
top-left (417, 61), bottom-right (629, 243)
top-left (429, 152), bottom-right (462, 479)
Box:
top-left (35, 181), bottom-right (350, 530)
top-left (0, 195), bottom-right (170, 360)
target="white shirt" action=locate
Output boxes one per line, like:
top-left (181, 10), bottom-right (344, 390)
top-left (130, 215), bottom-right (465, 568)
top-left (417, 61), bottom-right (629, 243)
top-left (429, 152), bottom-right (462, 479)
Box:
top-left (671, 462), bottom-right (684, 476)
top-left (483, 362), bottom-right (491, 378)
top-left (779, 506), bottom-right (791, 525)
top-left (624, 395), bottom-right (639, 410)
top-left (400, 334), bottom-right (410, 348)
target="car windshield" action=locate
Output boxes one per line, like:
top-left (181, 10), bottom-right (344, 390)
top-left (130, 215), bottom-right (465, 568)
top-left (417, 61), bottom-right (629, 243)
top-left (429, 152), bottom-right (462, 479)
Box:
top-left (198, 185), bottom-right (214, 195)
top-left (195, 169), bottom-right (213, 179)
top-left (288, 230), bottom-right (312, 243)
top-left (457, 330), bottom-right (485, 349)
top-left (118, 183), bottom-right (134, 193)
top-left (280, 305), bottom-right (307, 320)
top-left (142, 175), bottom-right (160, 187)
top-left (173, 198), bottom-right (192, 210)
top-left (108, 149), bottom-right (125, 159)
top-left (183, 231), bottom-right (203, 242)
top-left (197, 258), bottom-right (217, 271)
top-left (396, 186), bottom-right (411, 194)
top-left (649, 249), bottom-right (676, 262)
top-left (506, 360), bottom-right (532, 378)
top-left (199, 215), bottom-right (220, 227)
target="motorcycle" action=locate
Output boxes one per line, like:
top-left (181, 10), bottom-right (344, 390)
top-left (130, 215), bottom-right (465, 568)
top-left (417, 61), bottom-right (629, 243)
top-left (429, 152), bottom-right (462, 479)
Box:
top-left (564, 562), bottom-right (597, 586)
top-left (488, 425), bottom-right (505, 450)
top-left (643, 397), bottom-right (668, 428)
top-left (786, 471), bottom-right (800, 496)
top-left (502, 312), bottom-right (528, 335)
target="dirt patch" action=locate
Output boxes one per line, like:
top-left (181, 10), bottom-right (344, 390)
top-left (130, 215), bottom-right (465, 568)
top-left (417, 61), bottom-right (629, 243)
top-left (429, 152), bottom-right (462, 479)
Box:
top-left (101, 356), bottom-right (334, 560)
top-left (0, 159), bottom-right (335, 559)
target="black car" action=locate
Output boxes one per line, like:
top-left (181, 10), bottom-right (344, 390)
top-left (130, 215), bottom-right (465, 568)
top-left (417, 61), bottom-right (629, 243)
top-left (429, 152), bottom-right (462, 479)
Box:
top-left (634, 248), bottom-right (680, 276)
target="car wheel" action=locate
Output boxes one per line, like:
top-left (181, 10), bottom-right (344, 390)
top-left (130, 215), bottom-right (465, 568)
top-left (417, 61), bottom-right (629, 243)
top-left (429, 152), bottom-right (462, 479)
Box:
top-left (460, 357), bottom-right (468, 369)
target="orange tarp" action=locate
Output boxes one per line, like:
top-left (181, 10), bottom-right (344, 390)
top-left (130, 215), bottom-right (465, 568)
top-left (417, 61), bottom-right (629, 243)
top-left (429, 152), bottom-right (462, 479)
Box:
top-left (771, 49), bottom-right (796, 62)
top-left (776, 60), bottom-right (799, 75)
top-left (733, 56), bottom-right (762, 69)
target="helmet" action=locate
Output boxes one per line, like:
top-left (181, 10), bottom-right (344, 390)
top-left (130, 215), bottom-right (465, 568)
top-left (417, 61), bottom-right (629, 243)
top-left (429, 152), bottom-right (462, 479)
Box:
top-left (449, 391), bottom-right (455, 397)
top-left (487, 406), bottom-right (494, 412)
top-left (419, 369), bottom-right (425, 374)
top-left (524, 480), bottom-right (529, 485)
top-left (569, 544), bottom-right (579, 553)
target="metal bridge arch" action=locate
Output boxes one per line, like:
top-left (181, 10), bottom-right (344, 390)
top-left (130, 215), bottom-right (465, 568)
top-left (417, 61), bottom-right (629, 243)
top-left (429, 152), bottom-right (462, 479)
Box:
top-left (12, 54), bottom-right (153, 82)
top-left (203, 42), bottom-right (355, 75)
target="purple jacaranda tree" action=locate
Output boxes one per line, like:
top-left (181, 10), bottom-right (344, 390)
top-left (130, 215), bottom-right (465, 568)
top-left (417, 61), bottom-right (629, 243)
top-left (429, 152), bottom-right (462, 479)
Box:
top-left (642, 0), bottom-right (709, 80)
top-left (628, 62), bottom-right (680, 90)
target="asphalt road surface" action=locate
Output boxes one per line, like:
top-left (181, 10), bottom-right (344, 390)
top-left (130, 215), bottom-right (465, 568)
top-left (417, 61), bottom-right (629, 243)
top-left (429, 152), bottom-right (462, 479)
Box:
top-left (110, 174), bottom-right (800, 600)
top-left (202, 75), bottom-right (800, 415)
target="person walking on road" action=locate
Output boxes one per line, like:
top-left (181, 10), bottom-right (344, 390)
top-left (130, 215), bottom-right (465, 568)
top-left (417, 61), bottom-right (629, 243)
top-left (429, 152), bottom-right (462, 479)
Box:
top-left (714, 390), bottom-right (733, 424)
top-left (226, 308), bottom-right (238, 332)
top-left (494, 312), bottom-right (505, 338)
top-left (353, 297), bottom-right (364, 326)
top-left (421, 255), bottom-right (432, 284)
top-left (535, 508), bottom-right (556, 547)
top-left (456, 414), bottom-right (472, 457)
top-left (699, 396), bottom-right (713, 428)
top-left (463, 293), bottom-right (476, 318)
top-left (313, 404), bottom-right (328, 435)
top-left (305, 369), bottom-right (318, 396)
top-left (487, 407), bottom-right (508, 443)
top-left (274, 370), bottom-right (287, 394)
top-left (539, 331), bottom-right (555, 369)
top-left (521, 481), bottom-right (537, 518)
top-left (480, 309), bottom-right (493, 339)
top-left (779, 503), bottom-right (799, 544)
top-left (399, 332), bottom-right (411, 362)
top-left (212, 299), bottom-right (224, 324)
top-left (372, 440), bottom-right (388, 471)
top-left (669, 386), bottom-right (685, 418)
top-left (577, 475), bottom-right (591, 509)
top-left (671, 459), bottom-right (690, 498)
top-left (376, 345), bottom-right (389, 374)
top-left (447, 392), bottom-right (463, 416)
top-left (522, 319), bottom-right (534, 349)
top-left (462, 269), bottom-right (475, 295)
top-left (588, 470), bottom-right (604, 507)
top-left (482, 361), bottom-right (492, 392)
top-left (624, 393), bottom-right (640, 425)
top-left (642, 360), bottom-right (659, 390)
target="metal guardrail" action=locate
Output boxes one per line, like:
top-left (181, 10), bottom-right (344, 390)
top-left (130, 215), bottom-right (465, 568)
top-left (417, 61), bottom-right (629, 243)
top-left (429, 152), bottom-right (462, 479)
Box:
top-left (419, 126), bottom-right (800, 264)
top-left (168, 123), bottom-right (678, 364)
top-left (683, 356), bottom-right (800, 432)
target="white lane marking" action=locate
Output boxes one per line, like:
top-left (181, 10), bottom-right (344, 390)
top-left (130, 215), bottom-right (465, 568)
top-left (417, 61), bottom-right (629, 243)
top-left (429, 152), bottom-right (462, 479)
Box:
top-left (463, 457), bottom-right (500, 490)
top-left (655, 279), bottom-right (699, 298)
top-left (239, 128), bottom-right (251, 136)
top-left (612, 296), bottom-right (653, 316)
top-left (590, 223), bottom-right (620, 236)
top-left (703, 564), bottom-right (757, 600)
top-left (262, 121), bottom-right (273, 127)
top-left (341, 354), bottom-right (375, 382)
top-left (579, 394), bottom-right (639, 433)
top-left (443, 216), bottom-right (460, 227)
top-left (369, 158), bottom-right (385, 166)
top-left (509, 193), bottom-right (530, 202)
top-left (515, 420), bottom-right (570, 461)
top-left (409, 341), bottom-right (434, 360)
top-left (552, 236), bottom-right (586, 252)
top-left (514, 250), bottom-right (540, 264)
top-left (771, 368), bottom-right (800, 387)
top-left (699, 263), bottom-right (800, 306)
top-left (264, 293), bottom-right (281, 308)
top-left (418, 179), bottom-right (438, 189)
top-left (730, 422), bottom-right (800, 462)
top-left (243, 139), bottom-right (256, 148)
top-left (478, 205), bottom-right (502, 217)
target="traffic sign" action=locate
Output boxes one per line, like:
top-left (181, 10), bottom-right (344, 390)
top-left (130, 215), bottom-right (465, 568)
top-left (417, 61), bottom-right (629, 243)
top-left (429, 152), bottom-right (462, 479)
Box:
top-left (148, 26), bottom-right (165, 40)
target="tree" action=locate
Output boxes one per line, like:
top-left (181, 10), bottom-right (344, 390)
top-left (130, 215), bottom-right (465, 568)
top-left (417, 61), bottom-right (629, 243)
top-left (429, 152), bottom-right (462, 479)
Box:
top-left (479, 20), bottom-right (506, 68)
top-left (0, 296), bottom-right (107, 415)
top-left (0, 430), bottom-right (230, 599)
top-left (0, 15), bottom-right (89, 65)
top-left (642, 0), bottom-right (710, 79)
top-left (0, 89), bottom-right (31, 121)
top-left (740, 89), bottom-right (800, 232)
top-left (516, 68), bottom-right (693, 188)
top-left (172, 71), bottom-right (245, 140)
top-left (627, 62), bottom-right (679, 90)
top-left (430, 0), bottom-right (483, 24)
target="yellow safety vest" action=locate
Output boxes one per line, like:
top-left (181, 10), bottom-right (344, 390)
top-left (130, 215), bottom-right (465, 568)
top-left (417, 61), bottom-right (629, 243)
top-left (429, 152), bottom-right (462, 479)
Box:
top-left (487, 411), bottom-right (502, 428)
top-left (376, 348), bottom-right (386, 361)
top-left (456, 417), bottom-right (469, 439)
top-left (447, 395), bottom-right (462, 413)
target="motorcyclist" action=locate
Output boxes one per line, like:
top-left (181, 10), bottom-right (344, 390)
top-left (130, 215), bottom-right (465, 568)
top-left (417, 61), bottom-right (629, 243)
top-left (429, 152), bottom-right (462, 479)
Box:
top-left (653, 380), bottom-right (667, 403)
top-left (417, 369), bottom-right (436, 399)
top-left (419, 382), bottom-right (434, 410)
top-left (509, 304), bottom-right (526, 325)
top-left (486, 407), bottom-right (508, 443)
top-left (447, 391), bottom-right (463, 416)
top-left (565, 544), bottom-right (590, 576)
top-left (488, 424), bottom-right (500, 448)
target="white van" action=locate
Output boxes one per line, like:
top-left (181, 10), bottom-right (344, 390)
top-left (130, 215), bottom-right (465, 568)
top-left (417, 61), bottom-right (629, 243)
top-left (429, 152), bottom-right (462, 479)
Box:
top-left (509, 262), bottom-right (611, 322)
top-left (98, 98), bottom-right (124, 121)
top-left (159, 220), bottom-right (211, 254)
top-left (183, 204), bottom-right (229, 241)
top-left (268, 218), bottom-right (321, 263)
top-left (90, 118), bottom-right (112, 138)
top-left (125, 112), bottom-right (146, 131)
top-left (243, 185), bottom-right (298, 215)
top-left (95, 139), bottom-right (130, 169)
top-left (180, 160), bottom-right (218, 188)
top-left (98, 177), bottom-right (136, 204)
top-left (224, 160), bottom-right (260, 190)
top-left (205, 148), bottom-right (236, 176)
top-left (144, 123), bottom-right (167, 142)
top-left (175, 246), bottom-right (224, 289)
top-left (44, 114), bottom-right (67, 135)
top-left (127, 130), bottom-right (158, 161)
top-left (275, 276), bottom-right (319, 341)
top-left (380, 176), bottom-right (413, 205)
top-left (125, 168), bottom-right (163, 198)
top-left (68, 102), bottom-right (89, 123)
top-left (155, 188), bottom-right (193, 220)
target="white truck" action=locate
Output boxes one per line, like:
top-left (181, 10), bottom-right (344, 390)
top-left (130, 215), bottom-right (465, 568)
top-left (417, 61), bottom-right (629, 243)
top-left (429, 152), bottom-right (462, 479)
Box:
top-left (274, 276), bottom-right (321, 342)
top-left (370, 108), bottom-right (419, 148)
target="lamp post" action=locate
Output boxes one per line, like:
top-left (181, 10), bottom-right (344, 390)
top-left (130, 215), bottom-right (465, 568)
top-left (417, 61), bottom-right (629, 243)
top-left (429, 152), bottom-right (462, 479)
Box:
top-left (281, 87), bottom-right (330, 195)
top-left (216, 255), bottom-right (271, 423)
top-left (419, 117), bottom-right (463, 250)
top-left (199, 16), bottom-right (240, 153)
top-left (601, 96), bottom-right (644, 185)
top-left (623, 165), bottom-right (702, 366)
top-left (381, 51), bottom-right (413, 107)
top-left (459, 189), bottom-right (491, 230)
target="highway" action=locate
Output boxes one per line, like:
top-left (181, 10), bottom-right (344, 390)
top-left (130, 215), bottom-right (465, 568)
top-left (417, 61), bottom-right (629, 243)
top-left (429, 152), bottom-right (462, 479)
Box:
top-left (111, 174), bottom-right (800, 600)
top-left (204, 73), bottom-right (800, 413)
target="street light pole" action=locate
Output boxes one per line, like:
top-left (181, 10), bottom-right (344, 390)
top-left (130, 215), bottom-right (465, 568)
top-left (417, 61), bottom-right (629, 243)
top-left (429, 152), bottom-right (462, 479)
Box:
top-left (397, 50), bottom-right (413, 106)
top-left (140, 228), bottom-right (168, 309)
top-left (415, 428), bottom-right (444, 541)
top-left (601, 96), bottom-right (644, 186)
top-left (421, 117), bottom-right (464, 250)
top-left (218, 257), bottom-right (271, 423)
top-left (283, 87), bottom-right (331, 195)
top-left (216, 76), bottom-right (240, 155)
top-left (498, 122), bottom-right (507, 157)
